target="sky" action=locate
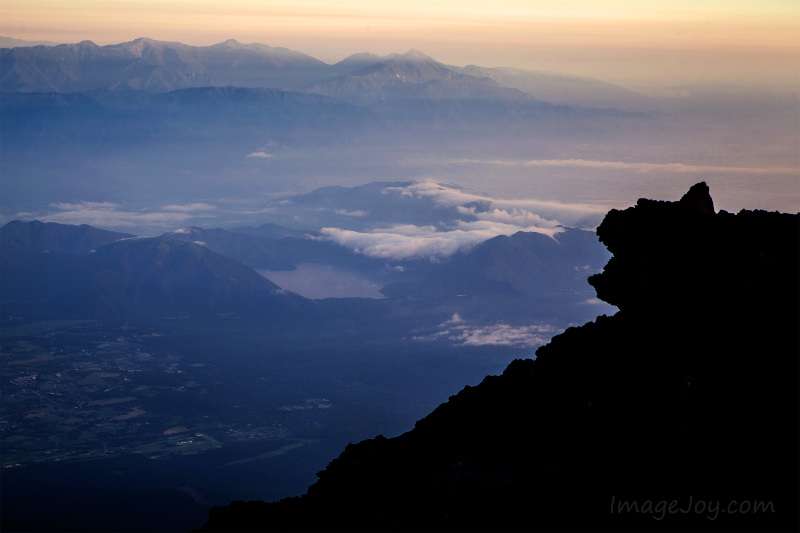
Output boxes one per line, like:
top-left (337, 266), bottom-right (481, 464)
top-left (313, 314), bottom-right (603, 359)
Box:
top-left (1, 0), bottom-right (798, 88)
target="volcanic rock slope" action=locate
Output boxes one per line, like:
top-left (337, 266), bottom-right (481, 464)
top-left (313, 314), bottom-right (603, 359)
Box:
top-left (204, 183), bottom-right (799, 531)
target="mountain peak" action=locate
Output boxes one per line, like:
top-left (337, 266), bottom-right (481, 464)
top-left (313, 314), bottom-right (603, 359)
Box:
top-left (114, 37), bottom-right (162, 57)
top-left (397, 48), bottom-right (435, 62)
top-left (404, 48), bottom-right (428, 57)
top-left (379, 49), bottom-right (437, 64)
top-left (679, 181), bottom-right (715, 214)
top-left (334, 52), bottom-right (382, 67)
top-left (122, 37), bottom-right (161, 48)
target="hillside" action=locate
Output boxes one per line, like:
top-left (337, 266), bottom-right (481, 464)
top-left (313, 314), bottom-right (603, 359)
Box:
top-left (380, 228), bottom-right (611, 324)
top-left (162, 226), bottom-right (380, 273)
top-left (1, 219), bottom-right (134, 255)
top-left (203, 183), bottom-right (799, 531)
top-left (1, 223), bottom-right (314, 319)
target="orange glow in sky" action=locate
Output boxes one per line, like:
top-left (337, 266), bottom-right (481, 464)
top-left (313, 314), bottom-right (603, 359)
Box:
top-left (1, 0), bottom-right (798, 87)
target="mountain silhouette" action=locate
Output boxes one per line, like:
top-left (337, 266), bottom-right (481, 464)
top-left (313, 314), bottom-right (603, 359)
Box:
top-left (1, 222), bottom-right (314, 319)
top-left (203, 183), bottom-right (799, 531)
top-left (381, 228), bottom-right (611, 324)
top-left (1, 219), bottom-right (134, 255)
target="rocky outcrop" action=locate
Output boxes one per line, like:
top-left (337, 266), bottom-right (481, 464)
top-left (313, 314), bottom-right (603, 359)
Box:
top-left (203, 183), bottom-right (799, 531)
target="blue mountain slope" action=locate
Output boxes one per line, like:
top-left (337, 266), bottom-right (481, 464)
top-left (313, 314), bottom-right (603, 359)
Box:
top-left (1, 222), bottom-right (314, 319)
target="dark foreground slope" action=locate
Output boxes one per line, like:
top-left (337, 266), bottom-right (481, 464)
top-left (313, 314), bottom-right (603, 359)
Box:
top-left (203, 183), bottom-right (799, 531)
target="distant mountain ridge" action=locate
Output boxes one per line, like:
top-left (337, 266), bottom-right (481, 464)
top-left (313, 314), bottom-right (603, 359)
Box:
top-left (1, 36), bottom-right (647, 110)
top-left (451, 64), bottom-right (651, 110)
top-left (1, 37), bottom-right (331, 93)
top-left (305, 49), bottom-right (531, 104)
top-left (1, 219), bottom-right (134, 255)
top-left (1, 39), bottom-right (658, 222)
top-left (0, 36), bottom-right (62, 48)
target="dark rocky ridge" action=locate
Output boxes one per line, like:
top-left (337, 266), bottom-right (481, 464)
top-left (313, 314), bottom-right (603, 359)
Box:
top-left (203, 183), bottom-right (799, 531)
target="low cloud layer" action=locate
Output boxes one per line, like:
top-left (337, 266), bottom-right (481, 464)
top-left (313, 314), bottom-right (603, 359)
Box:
top-left (458, 206), bottom-right (562, 229)
top-left (14, 179), bottom-right (613, 245)
top-left (322, 219), bottom-right (561, 261)
top-left (415, 314), bottom-right (561, 348)
top-left (387, 180), bottom-right (608, 227)
top-left (161, 203), bottom-right (218, 212)
top-left (26, 201), bottom-right (217, 233)
top-left (453, 158), bottom-right (799, 175)
top-left (320, 181), bottom-right (593, 261)
top-left (384, 181), bottom-right (487, 208)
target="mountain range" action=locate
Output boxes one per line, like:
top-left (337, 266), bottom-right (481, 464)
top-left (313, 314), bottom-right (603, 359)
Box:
top-left (3, 36), bottom-right (798, 236)
top-left (1, 37), bottom-right (645, 110)
top-left (1, 38), bottom-right (327, 93)
top-left (2, 38), bottom-right (661, 224)
top-left (1, 213), bottom-right (610, 330)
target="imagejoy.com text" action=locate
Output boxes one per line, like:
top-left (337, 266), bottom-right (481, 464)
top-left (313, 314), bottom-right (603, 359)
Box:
top-left (610, 495), bottom-right (775, 521)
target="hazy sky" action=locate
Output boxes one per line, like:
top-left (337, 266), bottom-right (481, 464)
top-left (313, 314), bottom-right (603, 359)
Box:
top-left (2, 0), bottom-right (798, 88)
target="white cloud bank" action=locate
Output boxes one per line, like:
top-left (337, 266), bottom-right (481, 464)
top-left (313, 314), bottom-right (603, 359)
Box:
top-left (387, 180), bottom-right (609, 227)
top-left (161, 203), bottom-right (217, 212)
top-left (29, 201), bottom-right (217, 232)
top-left (322, 219), bottom-right (561, 261)
top-left (320, 181), bottom-right (599, 261)
top-left (414, 314), bottom-right (561, 348)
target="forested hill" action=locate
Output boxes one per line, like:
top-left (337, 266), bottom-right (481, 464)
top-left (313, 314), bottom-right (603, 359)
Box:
top-left (203, 183), bottom-right (799, 531)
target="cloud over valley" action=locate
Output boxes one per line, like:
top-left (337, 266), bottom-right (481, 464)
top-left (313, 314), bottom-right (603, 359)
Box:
top-left (18, 201), bottom-right (218, 233)
top-left (317, 181), bottom-right (580, 261)
top-left (414, 314), bottom-right (561, 348)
